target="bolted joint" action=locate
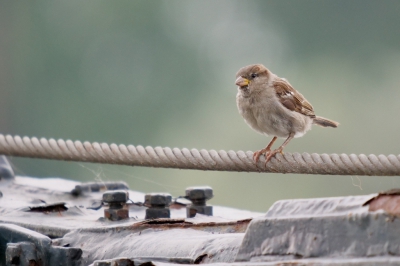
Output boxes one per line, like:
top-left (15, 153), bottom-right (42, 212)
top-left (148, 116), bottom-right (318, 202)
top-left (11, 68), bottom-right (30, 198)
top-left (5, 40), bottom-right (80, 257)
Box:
top-left (145, 193), bottom-right (172, 219)
top-left (185, 186), bottom-right (213, 218)
top-left (103, 190), bottom-right (129, 221)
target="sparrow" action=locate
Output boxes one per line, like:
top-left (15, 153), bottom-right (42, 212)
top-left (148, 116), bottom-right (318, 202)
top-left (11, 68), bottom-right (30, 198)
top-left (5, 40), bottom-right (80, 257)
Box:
top-left (235, 64), bottom-right (339, 165)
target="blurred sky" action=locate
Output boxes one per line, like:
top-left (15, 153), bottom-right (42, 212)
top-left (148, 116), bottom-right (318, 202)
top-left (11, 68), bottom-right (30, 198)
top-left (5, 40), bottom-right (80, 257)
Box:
top-left (1, 1), bottom-right (400, 212)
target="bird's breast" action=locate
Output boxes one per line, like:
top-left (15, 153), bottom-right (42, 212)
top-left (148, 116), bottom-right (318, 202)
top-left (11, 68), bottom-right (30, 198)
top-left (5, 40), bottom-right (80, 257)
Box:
top-left (236, 92), bottom-right (312, 138)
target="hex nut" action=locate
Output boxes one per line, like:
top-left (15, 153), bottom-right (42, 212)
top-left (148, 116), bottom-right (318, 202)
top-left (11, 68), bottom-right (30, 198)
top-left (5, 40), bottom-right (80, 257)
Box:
top-left (144, 193), bottom-right (172, 207)
top-left (185, 187), bottom-right (213, 201)
top-left (145, 208), bottom-right (171, 219)
top-left (187, 205), bottom-right (213, 218)
top-left (104, 207), bottom-right (129, 221)
top-left (102, 190), bottom-right (128, 203)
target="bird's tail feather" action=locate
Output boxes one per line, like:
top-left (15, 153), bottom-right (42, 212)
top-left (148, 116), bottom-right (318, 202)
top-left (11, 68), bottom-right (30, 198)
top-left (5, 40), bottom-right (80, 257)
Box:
top-left (313, 116), bottom-right (339, 128)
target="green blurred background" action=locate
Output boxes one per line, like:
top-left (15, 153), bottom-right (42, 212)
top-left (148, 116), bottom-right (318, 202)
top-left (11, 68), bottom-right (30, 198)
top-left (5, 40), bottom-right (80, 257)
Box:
top-left (1, 1), bottom-right (400, 212)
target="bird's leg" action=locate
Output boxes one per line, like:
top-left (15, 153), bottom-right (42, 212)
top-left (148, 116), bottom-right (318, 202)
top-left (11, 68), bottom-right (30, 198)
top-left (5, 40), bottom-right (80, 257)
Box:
top-left (264, 132), bottom-right (295, 166)
top-left (264, 133), bottom-right (294, 164)
top-left (253, 136), bottom-right (277, 164)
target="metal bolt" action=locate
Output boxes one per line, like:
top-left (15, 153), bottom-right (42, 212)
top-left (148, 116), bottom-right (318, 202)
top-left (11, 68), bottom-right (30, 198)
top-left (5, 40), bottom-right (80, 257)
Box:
top-left (103, 190), bottom-right (129, 221)
top-left (145, 193), bottom-right (172, 219)
top-left (185, 186), bottom-right (213, 218)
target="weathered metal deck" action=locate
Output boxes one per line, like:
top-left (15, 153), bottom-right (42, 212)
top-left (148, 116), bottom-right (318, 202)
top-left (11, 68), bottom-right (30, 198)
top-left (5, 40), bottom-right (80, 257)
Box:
top-left (1, 155), bottom-right (400, 266)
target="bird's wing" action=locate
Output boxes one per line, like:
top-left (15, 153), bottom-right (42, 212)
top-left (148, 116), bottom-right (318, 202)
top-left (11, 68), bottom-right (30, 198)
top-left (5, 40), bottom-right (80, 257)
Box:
top-left (273, 78), bottom-right (316, 118)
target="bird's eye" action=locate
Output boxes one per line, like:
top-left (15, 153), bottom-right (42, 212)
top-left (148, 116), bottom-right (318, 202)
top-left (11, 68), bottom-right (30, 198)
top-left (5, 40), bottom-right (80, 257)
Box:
top-left (251, 73), bottom-right (258, 78)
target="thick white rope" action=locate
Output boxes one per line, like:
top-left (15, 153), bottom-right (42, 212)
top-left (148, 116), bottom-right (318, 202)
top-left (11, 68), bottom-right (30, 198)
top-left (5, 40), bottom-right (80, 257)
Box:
top-left (0, 134), bottom-right (399, 176)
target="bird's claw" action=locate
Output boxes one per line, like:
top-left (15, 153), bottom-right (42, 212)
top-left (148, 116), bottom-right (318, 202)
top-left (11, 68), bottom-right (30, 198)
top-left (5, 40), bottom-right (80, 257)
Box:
top-left (253, 148), bottom-right (270, 165)
top-left (263, 148), bottom-right (283, 167)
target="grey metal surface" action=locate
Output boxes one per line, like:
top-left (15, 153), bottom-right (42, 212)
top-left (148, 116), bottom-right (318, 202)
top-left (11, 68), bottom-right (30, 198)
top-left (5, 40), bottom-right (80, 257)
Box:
top-left (94, 257), bottom-right (400, 266)
top-left (0, 175), bottom-right (261, 238)
top-left (235, 194), bottom-right (400, 262)
top-left (0, 224), bottom-right (82, 266)
top-left (0, 157), bottom-right (259, 265)
top-left (3, 156), bottom-right (400, 265)
top-left (62, 228), bottom-right (244, 265)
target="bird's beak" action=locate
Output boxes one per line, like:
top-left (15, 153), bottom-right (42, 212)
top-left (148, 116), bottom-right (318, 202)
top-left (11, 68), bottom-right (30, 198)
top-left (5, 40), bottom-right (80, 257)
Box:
top-left (235, 76), bottom-right (249, 87)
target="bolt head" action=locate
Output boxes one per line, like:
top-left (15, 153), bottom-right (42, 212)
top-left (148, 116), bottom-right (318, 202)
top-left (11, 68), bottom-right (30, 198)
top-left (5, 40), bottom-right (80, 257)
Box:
top-left (102, 190), bottom-right (128, 203)
top-left (145, 193), bottom-right (172, 207)
top-left (185, 186), bottom-right (213, 201)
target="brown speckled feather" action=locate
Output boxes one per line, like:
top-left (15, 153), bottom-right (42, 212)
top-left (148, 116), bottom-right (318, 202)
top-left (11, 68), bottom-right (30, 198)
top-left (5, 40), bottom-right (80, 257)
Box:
top-left (273, 78), bottom-right (316, 118)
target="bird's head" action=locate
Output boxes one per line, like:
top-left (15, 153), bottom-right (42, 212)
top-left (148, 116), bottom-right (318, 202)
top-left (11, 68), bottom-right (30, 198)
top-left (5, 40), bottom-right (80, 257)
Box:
top-left (235, 64), bottom-right (270, 95)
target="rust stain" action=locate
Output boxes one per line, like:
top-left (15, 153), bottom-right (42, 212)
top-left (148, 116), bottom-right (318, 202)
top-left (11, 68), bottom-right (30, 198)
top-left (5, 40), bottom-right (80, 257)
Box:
top-left (125, 218), bottom-right (252, 234)
top-left (169, 202), bottom-right (186, 210)
top-left (364, 189), bottom-right (400, 215)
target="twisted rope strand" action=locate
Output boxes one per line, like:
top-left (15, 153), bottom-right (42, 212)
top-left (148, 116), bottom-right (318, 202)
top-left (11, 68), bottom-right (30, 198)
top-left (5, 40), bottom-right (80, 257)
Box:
top-left (0, 134), bottom-right (399, 176)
